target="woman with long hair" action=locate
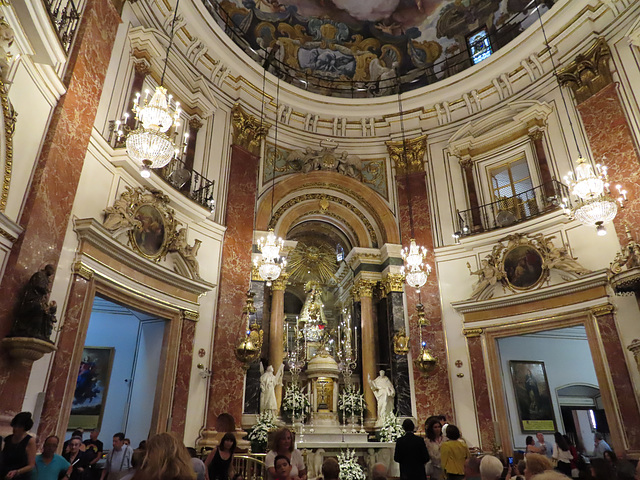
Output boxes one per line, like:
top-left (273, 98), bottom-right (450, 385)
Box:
top-left (132, 433), bottom-right (195, 480)
top-left (551, 432), bottom-right (572, 476)
top-left (0, 412), bottom-right (36, 480)
top-left (205, 433), bottom-right (236, 480)
top-left (265, 428), bottom-right (306, 480)
top-left (424, 418), bottom-right (444, 480)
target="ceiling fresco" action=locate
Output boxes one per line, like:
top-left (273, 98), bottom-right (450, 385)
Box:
top-left (206, 0), bottom-right (554, 96)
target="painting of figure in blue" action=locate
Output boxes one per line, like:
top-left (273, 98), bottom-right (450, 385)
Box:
top-left (299, 48), bottom-right (356, 77)
top-left (69, 347), bottom-right (114, 429)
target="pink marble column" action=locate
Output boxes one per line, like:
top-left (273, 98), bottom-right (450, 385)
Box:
top-left (466, 335), bottom-right (495, 451)
top-left (396, 172), bottom-right (453, 423)
top-left (206, 144), bottom-right (259, 428)
top-left (595, 312), bottom-right (640, 451)
top-left (38, 274), bottom-right (94, 440)
top-left (171, 318), bottom-right (197, 438)
top-left (0, 0), bottom-right (120, 419)
top-left (576, 84), bottom-right (640, 244)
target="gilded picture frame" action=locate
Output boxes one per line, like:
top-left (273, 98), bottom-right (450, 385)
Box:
top-left (509, 360), bottom-right (556, 433)
top-left (503, 245), bottom-right (545, 290)
top-left (69, 346), bottom-right (115, 431)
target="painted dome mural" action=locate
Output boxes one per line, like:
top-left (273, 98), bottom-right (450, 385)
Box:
top-left (203, 0), bottom-right (554, 97)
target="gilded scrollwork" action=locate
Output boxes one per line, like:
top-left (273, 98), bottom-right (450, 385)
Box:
top-left (385, 134), bottom-right (428, 174)
top-left (557, 37), bottom-right (612, 104)
top-left (0, 77), bottom-right (16, 212)
top-left (231, 104), bottom-right (270, 155)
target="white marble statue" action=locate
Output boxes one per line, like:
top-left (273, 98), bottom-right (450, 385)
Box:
top-left (259, 363), bottom-right (284, 414)
top-left (368, 370), bottom-right (395, 424)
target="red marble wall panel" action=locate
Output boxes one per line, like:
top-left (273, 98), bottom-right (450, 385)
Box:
top-left (171, 319), bottom-right (196, 438)
top-left (396, 172), bottom-right (453, 423)
top-left (206, 145), bottom-right (259, 427)
top-left (466, 336), bottom-right (494, 451)
top-left (596, 312), bottom-right (640, 450)
top-left (38, 276), bottom-right (93, 440)
top-left (576, 84), bottom-right (640, 243)
top-left (0, 0), bottom-right (120, 416)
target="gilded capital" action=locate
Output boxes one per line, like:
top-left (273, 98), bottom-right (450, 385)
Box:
top-left (189, 117), bottom-right (203, 131)
top-left (352, 279), bottom-right (377, 300)
top-left (528, 129), bottom-right (544, 141)
top-left (590, 303), bottom-right (615, 317)
top-left (182, 310), bottom-right (199, 322)
top-left (458, 156), bottom-right (473, 170)
top-left (463, 328), bottom-right (483, 338)
top-left (557, 38), bottom-right (612, 104)
top-left (231, 104), bottom-right (271, 156)
top-left (386, 134), bottom-right (427, 174)
top-left (134, 60), bottom-right (151, 77)
top-left (72, 261), bottom-right (94, 281)
top-left (271, 273), bottom-right (289, 291)
top-left (381, 273), bottom-right (404, 296)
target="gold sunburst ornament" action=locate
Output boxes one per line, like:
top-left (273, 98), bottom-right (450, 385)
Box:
top-left (287, 243), bottom-right (338, 284)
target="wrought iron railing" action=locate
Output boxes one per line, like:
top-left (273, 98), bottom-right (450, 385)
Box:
top-left (231, 454), bottom-right (267, 480)
top-left (44, 0), bottom-right (81, 54)
top-left (456, 180), bottom-right (571, 237)
top-left (201, 0), bottom-right (556, 98)
top-left (158, 157), bottom-right (216, 210)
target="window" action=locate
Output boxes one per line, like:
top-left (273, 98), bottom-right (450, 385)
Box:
top-left (467, 29), bottom-right (493, 64)
top-left (489, 157), bottom-right (536, 219)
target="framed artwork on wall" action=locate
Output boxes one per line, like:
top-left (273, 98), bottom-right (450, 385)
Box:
top-left (68, 347), bottom-right (115, 430)
top-left (509, 360), bottom-right (556, 432)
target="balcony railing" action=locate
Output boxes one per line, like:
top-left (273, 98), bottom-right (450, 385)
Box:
top-left (44, 0), bottom-right (81, 54)
top-left (456, 180), bottom-right (571, 237)
top-left (231, 454), bottom-right (267, 480)
top-left (159, 157), bottom-right (216, 211)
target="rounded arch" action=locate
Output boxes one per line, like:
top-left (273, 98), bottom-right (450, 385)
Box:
top-left (255, 171), bottom-right (400, 246)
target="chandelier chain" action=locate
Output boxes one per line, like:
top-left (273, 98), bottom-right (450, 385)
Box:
top-left (161, 0), bottom-right (181, 86)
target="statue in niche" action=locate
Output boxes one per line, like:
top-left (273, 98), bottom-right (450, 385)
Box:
top-left (9, 265), bottom-right (57, 342)
top-left (467, 257), bottom-right (503, 300)
top-left (259, 363), bottom-right (284, 414)
top-left (368, 370), bottom-right (395, 424)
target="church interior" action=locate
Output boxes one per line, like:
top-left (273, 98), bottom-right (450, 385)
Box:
top-left (1, 0), bottom-right (640, 477)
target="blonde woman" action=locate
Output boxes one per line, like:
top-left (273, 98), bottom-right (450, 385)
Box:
top-left (265, 428), bottom-right (306, 480)
top-left (132, 433), bottom-right (195, 480)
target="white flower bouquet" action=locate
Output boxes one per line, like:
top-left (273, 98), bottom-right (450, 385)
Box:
top-left (338, 449), bottom-right (365, 480)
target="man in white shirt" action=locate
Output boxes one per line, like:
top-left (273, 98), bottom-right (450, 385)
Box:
top-left (536, 433), bottom-right (550, 458)
top-left (593, 433), bottom-right (612, 458)
top-left (100, 433), bottom-right (132, 480)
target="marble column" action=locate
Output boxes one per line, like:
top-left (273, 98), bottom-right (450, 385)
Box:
top-left (528, 129), bottom-right (554, 198)
top-left (465, 331), bottom-right (495, 451)
top-left (383, 275), bottom-right (411, 417)
top-left (459, 158), bottom-right (483, 232)
top-left (396, 171), bottom-right (453, 422)
top-left (244, 278), bottom-right (267, 414)
top-left (204, 106), bottom-right (269, 434)
top-left (0, 0), bottom-right (120, 424)
top-left (593, 309), bottom-right (640, 452)
top-left (170, 315), bottom-right (197, 439)
top-left (269, 274), bottom-right (288, 409)
top-left (354, 278), bottom-right (377, 426)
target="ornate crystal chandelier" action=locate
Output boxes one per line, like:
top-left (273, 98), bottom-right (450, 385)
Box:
top-left (401, 239), bottom-right (432, 291)
top-left (114, 0), bottom-right (186, 178)
top-left (563, 158), bottom-right (626, 236)
top-left (254, 229), bottom-right (286, 286)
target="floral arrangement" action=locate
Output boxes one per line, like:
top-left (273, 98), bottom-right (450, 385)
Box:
top-left (378, 412), bottom-right (404, 442)
top-left (337, 449), bottom-right (365, 480)
top-left (282, 383), bottom-right (310, 420)
top-left (338, 386), bottom-right (366, 418)
top-left (247, 411), bottom-right (277, 452)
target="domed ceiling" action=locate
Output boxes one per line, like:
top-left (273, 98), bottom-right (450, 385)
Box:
top-left (206, 0), bottom-right (554, 97)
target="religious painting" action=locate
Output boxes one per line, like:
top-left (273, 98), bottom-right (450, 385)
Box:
top-left (509, 360), bottom-right (556, 433)
top-left (131, 204), bottom-right (167, 259)
top-left (68, 347), bottom-right (115, 430)
top-left (503, 245), bottom-right (544, 289)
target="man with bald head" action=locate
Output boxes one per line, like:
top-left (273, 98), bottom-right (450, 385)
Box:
top-left (372, 463), bottom-right (388, 480)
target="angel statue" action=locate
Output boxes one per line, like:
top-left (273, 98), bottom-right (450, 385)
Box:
top-left (259, 363), bottom-right (284, 414)
top-left (467, 257), bottom-right (503, 300)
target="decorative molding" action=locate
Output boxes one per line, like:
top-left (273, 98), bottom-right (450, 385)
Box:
top-left (466, 232), bottom-right (590, 301)
top-left (381, 273), bottom-right (404, 296)
top-left (72, 261), bottom-right (94, 281)
top-left (0, 77), bottom-right (16, 212)
top-left (352, 278), bottom-right (377, 300)
top-left (557, 37), bottom-right (612, 104)
top-left (181, 309), bottom-right (199, 322)
top-left (385, 134), bottom-right (427, 174)
top-left (608, 225), bottom-right (640, 293)
top-left (463, 328), bottom-right (483, 338)
top-left (231, 104), bottom-right (270, 155)
top-left (590, 303), bottom-right (615, 316)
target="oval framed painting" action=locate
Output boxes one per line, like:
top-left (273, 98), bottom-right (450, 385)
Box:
top-left (503, 245), bottom-right (545, 290)
top-left (130, 204), bottom-right (167, 260)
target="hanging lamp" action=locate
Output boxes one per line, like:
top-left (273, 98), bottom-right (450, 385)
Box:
top-left (115, 0), bottom-right (187, 177)
top-left (533, 0), bottom-right (627, 235)
top-left (254, 73), bottom-right (286, 286)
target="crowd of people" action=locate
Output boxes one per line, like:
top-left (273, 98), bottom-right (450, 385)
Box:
top-left (1, 412), bottom-right (639, 480)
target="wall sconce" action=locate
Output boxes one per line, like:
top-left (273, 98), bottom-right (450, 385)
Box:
top-left (393, 329), bottom-right (410, 355)
top-left (197, 363), bottom-right (212, 379)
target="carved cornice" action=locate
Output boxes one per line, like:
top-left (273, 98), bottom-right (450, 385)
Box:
top-left (381, 273), bottom-right (404, 296)
top-left (557, 37), bottom-right (612, 104)
top-left (72, 261), bottom-right (95, 281)
top-left (231, 104), bottom-right (270, 155)
top-left (386, 134), bottom-right (427, 174)
top-left (352, 278), bottom-right (377, 300)
top-left (133, 60), bottom-right (151, 76)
